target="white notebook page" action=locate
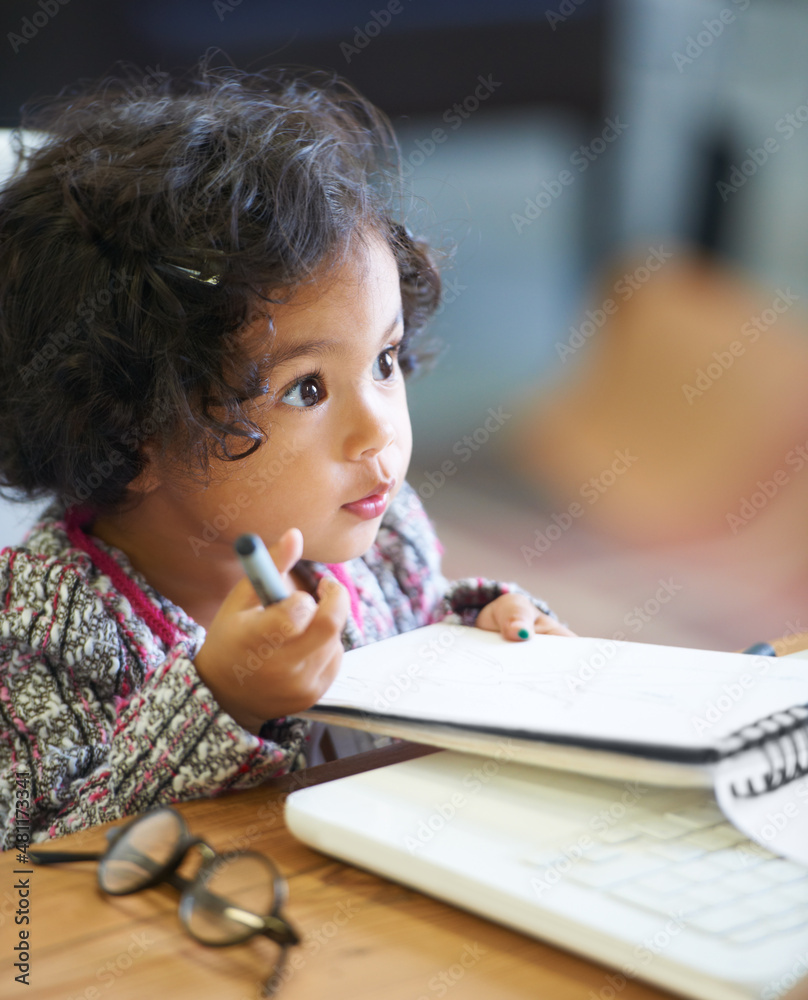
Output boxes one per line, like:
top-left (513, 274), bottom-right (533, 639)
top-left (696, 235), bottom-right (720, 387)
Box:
top-left (317, 624), bottom-right (808, 757)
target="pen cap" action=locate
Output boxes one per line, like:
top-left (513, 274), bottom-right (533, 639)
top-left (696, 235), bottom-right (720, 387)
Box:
top-left (234, 533), bottom-right (289, 606)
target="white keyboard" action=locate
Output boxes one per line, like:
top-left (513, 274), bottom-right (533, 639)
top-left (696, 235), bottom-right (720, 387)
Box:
top-left (524, 798), bottom-right (808, 946)
top-left (286, 751), bottom-right (808, 1000)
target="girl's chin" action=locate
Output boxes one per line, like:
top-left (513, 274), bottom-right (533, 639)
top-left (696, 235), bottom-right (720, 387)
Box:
top-left (310, 522), bottom-right (381, 565)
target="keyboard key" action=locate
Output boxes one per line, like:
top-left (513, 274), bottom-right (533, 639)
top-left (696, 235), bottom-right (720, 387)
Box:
top-left (523, 848), bottom-right (571, 868)
top-left (694, 825), bottom-right (748, 848)
top-left (566, 854), bottom-right (667, 888)
top-left (683, 881), bottom-right (738, 908)
top-left (633, 815), bottom-right (698, 840)
top-left (757, 860), bottom-right (808, 885)
top-left (681, 828), bottom-right (749, 851)
top-left (667, 804), bottom-right (725, 829)
top-left (594, 824), bottom-right (645, 844)
top-left (584, 843), bottom-right (624, 863)
top-left (725, 870), bottom-right (780, 895)
top-left (688, 902), bottom-right (761, 934)
top-left (611, 882), bottom-right (681, 916)
top-left (674, 859), bottom-right (725, 883)
top-left (711, 848), bottom-right (764, 873)
top-left (646, 840), bottom-right (706, 863)
top-left (768, 908), bottom-right (808, 933)
top-left (728, 923), bottom-right (775, 945)
top-left (782, 882), bottom-right (808, 904)
top-left (746, 892), bottom-right (802, 917)
top-left (665, 890), bottom-right (709, 918)
top-left (636, 870), bottom-right (690, 894)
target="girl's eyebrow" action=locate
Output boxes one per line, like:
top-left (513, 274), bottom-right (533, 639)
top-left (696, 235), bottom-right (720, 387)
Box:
top-left (268, 309), bottom-right (404, 369)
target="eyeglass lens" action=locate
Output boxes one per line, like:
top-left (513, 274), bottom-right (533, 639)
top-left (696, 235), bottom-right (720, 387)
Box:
top-left (99, 809), bottom-right (184, 893)
top-left (184, 854), bottom-right (277, 945)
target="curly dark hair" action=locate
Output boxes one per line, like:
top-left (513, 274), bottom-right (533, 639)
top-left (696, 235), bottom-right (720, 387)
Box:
top-left (0, 61), bottom-right (442, 515)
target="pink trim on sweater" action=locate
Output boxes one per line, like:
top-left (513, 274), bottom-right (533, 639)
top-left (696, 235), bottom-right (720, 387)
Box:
top-left (64, 509), bottom-right (184, 648)
top-left (324, 562), bottom-right (364, 634)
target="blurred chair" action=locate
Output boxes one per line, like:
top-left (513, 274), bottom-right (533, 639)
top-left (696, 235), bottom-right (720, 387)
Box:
top-left (500, 249), bottom-right (808, 548)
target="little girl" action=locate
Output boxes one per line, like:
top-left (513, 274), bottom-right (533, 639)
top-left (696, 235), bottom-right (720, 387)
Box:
top-left (0, 64), bottom-right (572, 849)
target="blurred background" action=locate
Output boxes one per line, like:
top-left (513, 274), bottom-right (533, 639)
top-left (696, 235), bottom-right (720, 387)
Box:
top-left (2, 0), bottom-right (808, 651)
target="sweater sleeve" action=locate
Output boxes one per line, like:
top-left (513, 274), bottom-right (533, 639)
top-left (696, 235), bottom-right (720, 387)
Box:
top-left (0, 554), bottom-right (305, 849)
top-left (0, 642), bottom-right (306, 849)
top-left (374, 480), bottom-right (559, 629)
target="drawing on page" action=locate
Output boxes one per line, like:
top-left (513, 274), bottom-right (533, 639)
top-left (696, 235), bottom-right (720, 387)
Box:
top-left (388, 646), bottom-right (582, 707)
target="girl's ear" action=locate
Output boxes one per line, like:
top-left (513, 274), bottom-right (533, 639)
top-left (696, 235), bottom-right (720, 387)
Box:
top-left (125, 444), bottom-right (162, 496)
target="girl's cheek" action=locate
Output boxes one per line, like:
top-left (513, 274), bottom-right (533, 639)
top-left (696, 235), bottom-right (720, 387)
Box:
top-left (246, 473), bottom-right (266, 495)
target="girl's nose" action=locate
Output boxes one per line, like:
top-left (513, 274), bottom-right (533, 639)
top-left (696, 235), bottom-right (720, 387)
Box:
top-left (342, 395), bottom-right (395, 461)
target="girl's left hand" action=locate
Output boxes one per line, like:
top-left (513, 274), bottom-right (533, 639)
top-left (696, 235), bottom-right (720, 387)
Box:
top-left (476, 593), bottom-right (576, 640)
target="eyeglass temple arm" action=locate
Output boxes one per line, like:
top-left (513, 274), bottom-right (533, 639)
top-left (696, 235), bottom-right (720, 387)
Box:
top-left (27, 825), bottom-right (125, 866)
top-left (29, 834), bottom-right (161, 871)
top-left (28, 848), bottom-right (103, 864)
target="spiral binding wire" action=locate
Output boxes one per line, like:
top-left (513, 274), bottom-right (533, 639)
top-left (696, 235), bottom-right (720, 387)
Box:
top-left (717, 705), bottom-right (808, 798)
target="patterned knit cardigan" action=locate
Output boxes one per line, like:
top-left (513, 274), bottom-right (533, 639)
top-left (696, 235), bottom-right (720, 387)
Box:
top-left (0, 480), bottom-right (554, 849)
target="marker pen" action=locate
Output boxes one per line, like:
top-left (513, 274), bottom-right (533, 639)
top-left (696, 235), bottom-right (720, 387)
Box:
top-left (234, 533), bottom-right (290, 607)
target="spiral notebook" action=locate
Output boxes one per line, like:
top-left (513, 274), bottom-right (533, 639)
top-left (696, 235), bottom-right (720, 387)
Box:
top-left (304, 624), bottom-right (808, 864)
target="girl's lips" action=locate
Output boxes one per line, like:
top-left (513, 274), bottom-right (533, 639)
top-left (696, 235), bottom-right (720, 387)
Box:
top-left (341, 485), bottom-right (392, 520)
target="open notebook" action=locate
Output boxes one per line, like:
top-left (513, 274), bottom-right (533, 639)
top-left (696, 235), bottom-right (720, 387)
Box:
top-left (303, 624), bottom-right (808, 864)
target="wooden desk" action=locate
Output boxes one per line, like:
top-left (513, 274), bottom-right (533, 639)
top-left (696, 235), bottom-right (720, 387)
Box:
top-left (0, 744), bottom-right (708, 1000)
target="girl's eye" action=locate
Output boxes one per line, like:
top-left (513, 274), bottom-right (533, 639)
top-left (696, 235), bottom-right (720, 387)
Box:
top-left (372, 345), bottom-right (400, 381)
top-left (280, 345), bottom-right (399, 408)
top-left (281, 374), bottom-right (324, 409)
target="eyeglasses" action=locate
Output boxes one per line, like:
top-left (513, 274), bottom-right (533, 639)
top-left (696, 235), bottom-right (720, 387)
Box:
top-left (28, 806), bottom-right (300, 997)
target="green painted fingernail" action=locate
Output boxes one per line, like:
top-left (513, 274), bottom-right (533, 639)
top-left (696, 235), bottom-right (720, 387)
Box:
top-left (518, 628), bottom-right (530, 640)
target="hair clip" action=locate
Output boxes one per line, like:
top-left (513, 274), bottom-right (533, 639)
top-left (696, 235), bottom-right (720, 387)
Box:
top-left (165, 263), bottom-right (221, 285)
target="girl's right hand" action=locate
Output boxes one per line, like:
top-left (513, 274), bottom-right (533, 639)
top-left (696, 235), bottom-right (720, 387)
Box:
top-left (192, 527), bottom-right (349, 733)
